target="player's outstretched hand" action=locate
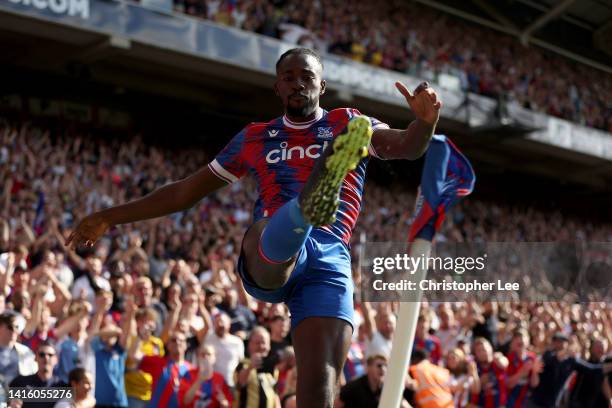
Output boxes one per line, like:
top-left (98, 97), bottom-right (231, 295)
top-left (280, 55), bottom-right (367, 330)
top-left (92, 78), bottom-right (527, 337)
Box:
top-left (65, 213), bottom-right (111, 250)
top-left (395, 81), bottom-right (442, 126)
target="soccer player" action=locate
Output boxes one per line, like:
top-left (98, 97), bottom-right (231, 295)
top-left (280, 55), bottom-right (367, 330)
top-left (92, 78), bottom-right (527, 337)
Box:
top-left (66, 47), bottom-right (441, 407)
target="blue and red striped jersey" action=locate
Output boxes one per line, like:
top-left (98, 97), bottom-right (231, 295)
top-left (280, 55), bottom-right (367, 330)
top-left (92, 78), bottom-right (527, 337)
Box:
top-left (178, 370), bottom-right (233, 408)
top-left (140, 355), bottom-right (192, 408)
top-left (471, 360), bottom-right (507, 408)
top-left (506, 351), bottom-right (536, 408)
top-left (414, 335), bottom-right (442, 365)
top-left (209, 107), bottom-right (389, 245)
top-left (343, 340), bottom-right (366, 381)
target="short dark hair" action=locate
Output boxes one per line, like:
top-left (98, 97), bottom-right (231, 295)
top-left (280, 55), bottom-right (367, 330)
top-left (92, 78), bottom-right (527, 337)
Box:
top-left (410, 349), bottom-right (429, 365)
top-left (68, 367), bottom-right (88, 384)
top-left (276, 48), bottom-right (323, 72)
top-left (0, 311), bottom-right (17, 328)
top-left (36, 339), bottom-right (56, 353)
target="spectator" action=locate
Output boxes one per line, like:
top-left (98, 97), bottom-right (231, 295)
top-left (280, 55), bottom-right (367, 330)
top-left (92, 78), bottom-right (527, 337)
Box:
top-left (106, 260), bottom-right (127, 315)
top-left (470, 337), bottom-right (508, 408)
top-left (53, 367), bottom-right (96, 408)
top-left (471, 302), bottom-right (499, 350)
top-left (343, 326), bottom-right (366, 382)
top-left (124, 306), bottom-right (165, 408)
top-left (132, 330), bottom-right (192, 408)
top-left (205, 313), bottom-right (244, 388)
top-left (234, 326), bottom-right (279, 408)
top-left (505, 329), bottom-right (540, 408)
top-left (217, 288), bottom-right (256, 339)
top-left (567, 337), bottom-right (610, 408)
top-left (70, 254), bottom-right (110, 311)
top-left (275, 346), bottom-right (296, 397)
top-left (53, 300), bottom-right (94, 385)
top-left (89, 292), bottom-right (130, 408)
top-left (445, 348), bottom-right (480, 408)
top-left (435, 305), bottom-right (461, 355)
top-left (414, 311), bottom-right (443, 365)
top-left (178, 344), bottom-right (232, 408)
top-left (133, 277), bottom-right (167, 338)
top-left (9, 340), bottom-right (63, 408)
top-left (0, 311), bottom-right (36, 402)
top-left (337, 354), bottom-right (410, 408)
top-left (408, 349), bottom-right (454, 408)
top-left (363, 302), bottom-right (396, 358)
top-left (263, 314), bottom-right (290, 372)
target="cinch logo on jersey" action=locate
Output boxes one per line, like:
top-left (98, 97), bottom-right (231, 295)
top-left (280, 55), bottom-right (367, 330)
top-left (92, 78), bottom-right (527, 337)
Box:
top-left (266, 141), bottom-right (329, 164)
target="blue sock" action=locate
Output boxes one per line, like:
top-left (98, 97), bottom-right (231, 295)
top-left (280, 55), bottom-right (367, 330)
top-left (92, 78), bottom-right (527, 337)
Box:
top-left (259, 198), bottom-right (312, 263)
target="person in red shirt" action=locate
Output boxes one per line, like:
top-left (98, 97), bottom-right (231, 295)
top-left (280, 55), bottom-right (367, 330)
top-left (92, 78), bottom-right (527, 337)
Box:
top-left (178, 344), bottom-right (233, 408)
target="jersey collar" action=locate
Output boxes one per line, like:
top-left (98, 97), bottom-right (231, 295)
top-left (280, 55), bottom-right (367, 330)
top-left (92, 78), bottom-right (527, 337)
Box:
top-left (282, 107), bottom-right (324, 129)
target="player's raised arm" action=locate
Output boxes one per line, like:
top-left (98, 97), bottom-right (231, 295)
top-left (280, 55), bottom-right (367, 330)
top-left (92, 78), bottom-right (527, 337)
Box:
top-left (370, 81), bottom-right (442, 160)
top-left (66, 165), bottom-right (227, 249)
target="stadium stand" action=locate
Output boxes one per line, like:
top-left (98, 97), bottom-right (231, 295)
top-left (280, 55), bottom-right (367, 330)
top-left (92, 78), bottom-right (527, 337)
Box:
top-left (171, 0), bottom-right (612, 132)
top-left (0, 118), bottom-right (610, 407)
top-left (1, 0), bottom-right (611, 406)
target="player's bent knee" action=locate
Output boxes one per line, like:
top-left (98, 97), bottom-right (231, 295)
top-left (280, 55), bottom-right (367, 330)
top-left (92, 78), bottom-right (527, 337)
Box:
top-left (242, 220), bottom-right (294, 289)
top-left (243, 242), bottom-right (292, 289)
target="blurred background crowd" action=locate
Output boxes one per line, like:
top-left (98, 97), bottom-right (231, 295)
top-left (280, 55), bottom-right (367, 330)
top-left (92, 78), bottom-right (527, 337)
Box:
top-left (0, 117), bottom-right (610, 408)
top-left (170, 0), bottom-right (612, 133)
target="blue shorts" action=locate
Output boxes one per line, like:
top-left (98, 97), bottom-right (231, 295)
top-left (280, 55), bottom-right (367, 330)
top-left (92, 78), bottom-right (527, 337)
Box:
top-left (238, 228), bottom-right (354, 331)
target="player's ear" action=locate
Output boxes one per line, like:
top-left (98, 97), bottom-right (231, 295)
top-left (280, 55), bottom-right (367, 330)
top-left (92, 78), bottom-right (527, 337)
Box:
top-left (273, 81), bottom-right (280, 97)
top-left (320, 80), bottom-right (326, 96)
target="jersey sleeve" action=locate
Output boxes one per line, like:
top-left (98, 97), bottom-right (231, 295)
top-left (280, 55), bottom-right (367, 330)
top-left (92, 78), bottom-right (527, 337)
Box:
top-left (345, 108), bottom-right (389, 159)
top-left (208, 127), bottom-right (249, 184)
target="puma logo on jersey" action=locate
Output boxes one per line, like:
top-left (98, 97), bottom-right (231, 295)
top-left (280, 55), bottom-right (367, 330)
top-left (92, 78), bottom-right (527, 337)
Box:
top-left (266, 141), bottom-right (329, 164)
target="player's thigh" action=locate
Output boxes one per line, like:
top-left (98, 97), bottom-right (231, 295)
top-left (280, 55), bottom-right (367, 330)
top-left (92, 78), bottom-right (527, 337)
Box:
top-left (242, 218), bottom-right (298, 288)
top-left (292, 317), bottom-right (352, 398)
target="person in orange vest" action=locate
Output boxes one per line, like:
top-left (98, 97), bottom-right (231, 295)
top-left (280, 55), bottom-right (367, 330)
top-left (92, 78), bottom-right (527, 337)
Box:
top-left (408, 349), bottom-right (454, 408)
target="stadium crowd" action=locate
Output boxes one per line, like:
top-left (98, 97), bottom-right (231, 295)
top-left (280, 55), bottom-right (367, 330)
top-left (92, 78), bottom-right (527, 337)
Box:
top-left (0, 117), bottom-right (611, 408)
top-left (170, 0), bottom-right (612, 133)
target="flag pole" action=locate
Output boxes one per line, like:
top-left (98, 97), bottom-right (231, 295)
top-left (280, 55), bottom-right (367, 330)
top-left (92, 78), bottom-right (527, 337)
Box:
top-left (377, 238), bottom-right (431, 408)
top-left (376, 135), bottom-right (475, 407)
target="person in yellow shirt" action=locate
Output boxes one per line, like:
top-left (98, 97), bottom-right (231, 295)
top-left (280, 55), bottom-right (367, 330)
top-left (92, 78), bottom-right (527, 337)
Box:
top-left (125, 307), bottom-right (165, 408)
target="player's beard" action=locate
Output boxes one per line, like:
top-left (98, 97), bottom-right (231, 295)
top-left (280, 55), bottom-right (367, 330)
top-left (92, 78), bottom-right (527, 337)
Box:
top-left (286, 96), bottom-right (317, 118)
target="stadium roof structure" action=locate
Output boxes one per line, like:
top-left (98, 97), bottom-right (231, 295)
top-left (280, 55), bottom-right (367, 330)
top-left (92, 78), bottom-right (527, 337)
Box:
top-left (414, 0), bottom-right (612, 74)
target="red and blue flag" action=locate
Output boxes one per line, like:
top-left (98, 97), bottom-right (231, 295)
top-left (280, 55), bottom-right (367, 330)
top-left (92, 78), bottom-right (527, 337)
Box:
top-left (409, 135), bottom-right (475, 242)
